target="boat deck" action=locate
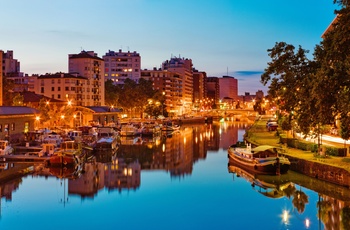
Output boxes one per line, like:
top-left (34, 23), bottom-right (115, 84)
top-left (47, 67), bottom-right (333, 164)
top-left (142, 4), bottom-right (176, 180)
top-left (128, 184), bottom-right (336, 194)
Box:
top-left (1, 154), bottom-right (49, 162)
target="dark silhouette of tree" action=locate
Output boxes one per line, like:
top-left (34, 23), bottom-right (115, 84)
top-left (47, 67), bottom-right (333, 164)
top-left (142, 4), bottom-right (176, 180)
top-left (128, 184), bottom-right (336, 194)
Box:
top-left (292, 188), bottom-right (309, 214)
top-left (12, 93), bottom-right (24, 106)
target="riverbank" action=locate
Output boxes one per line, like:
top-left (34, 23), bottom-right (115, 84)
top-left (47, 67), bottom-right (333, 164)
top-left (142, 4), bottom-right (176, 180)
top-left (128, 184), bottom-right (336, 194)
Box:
top-left (245, 116), bottom-right (350, 187)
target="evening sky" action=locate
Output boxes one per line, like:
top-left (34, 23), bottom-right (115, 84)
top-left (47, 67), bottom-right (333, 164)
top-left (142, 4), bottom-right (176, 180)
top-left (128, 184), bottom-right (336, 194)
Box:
top-left (0, 0), bottom-right (338, 94)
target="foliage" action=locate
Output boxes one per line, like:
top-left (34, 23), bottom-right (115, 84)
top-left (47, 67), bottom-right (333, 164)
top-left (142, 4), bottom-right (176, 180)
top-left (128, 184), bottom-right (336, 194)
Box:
top-left (261, 5), bottom-right (350, 154)
top-left (104, 78), bottom-right (161, 118)
top-left (12, 93), bottom-right (24, 106)
top-left (38, 98), bottom-right (50, 122)
top-left (341, 206), bottom-right (350, 230)
top-left (292, 188), bottom-right (309, 214)
top-left (2, 76), bottom-right (15, 106)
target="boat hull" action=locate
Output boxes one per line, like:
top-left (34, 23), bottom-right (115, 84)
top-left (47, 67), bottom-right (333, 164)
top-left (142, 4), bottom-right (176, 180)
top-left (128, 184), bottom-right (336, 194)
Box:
top-left (228, 147), bottom-right (290, 175)
top-left (49, 154), bottom-right (79, 166)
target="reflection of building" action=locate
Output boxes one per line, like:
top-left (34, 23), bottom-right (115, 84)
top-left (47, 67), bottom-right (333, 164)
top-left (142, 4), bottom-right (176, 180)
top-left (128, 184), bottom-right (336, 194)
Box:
top-left (0, 163), bottom-right (33, 201)
top-left (104, 158), bottom-right (141, 191)
top-left (68, 162), bottom-right (105, 198)
top-left (319, 195), bottom-right (350, 230)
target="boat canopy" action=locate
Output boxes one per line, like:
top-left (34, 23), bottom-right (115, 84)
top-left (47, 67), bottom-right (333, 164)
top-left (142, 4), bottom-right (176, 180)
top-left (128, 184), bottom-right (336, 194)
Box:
top-left (251, 145), bottom-right (278, 153)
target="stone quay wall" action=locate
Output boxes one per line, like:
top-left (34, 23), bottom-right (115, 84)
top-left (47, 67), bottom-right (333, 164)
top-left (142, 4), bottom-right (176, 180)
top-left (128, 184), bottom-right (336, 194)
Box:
top-left (289, 156), bottom-right (350, 188)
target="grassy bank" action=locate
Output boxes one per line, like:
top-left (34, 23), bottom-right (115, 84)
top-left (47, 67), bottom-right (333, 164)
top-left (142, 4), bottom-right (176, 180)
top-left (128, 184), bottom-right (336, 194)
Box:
top-left (244, 116), bottom-right (350, 172)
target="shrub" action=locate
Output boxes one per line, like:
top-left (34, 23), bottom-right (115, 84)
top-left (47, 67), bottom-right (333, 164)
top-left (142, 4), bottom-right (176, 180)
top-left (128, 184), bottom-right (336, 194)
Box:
top-left (325, 147), bottom-right (347, 157)
top-left (297, 141), bottom-right (311, 151)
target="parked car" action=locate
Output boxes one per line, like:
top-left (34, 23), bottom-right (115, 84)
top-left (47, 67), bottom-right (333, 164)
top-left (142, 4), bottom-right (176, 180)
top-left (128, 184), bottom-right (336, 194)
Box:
top-left (267, 121), bottom-right (278, 131)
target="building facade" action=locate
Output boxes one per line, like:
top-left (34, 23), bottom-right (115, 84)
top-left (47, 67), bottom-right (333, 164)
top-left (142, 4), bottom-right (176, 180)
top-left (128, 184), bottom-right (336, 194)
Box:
top-left (68, 51), bottom-right (105, 106)
top-left (31, 73), bottom-right (88, 106)
top-left (0, 106), bottom-right (40, 141)
top-left (219, 75), bottom-right (238, 102)
top-left (0, 50), bottom-right (3, 106)
top-left (103, 49), bottom-right (141, 85)
top-left (162, 57), bottom-right (193, 115)
top-left (141, 68), bottom-right (184, 116)
top-left (207, 77), bottom-right (220, 106)
top-left (193, 69), bottom-right (207, 102)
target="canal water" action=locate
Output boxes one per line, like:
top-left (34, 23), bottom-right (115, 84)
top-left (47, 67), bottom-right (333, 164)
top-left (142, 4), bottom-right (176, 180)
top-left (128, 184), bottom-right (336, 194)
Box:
top-left (1, 121), bottom-right (350, 230)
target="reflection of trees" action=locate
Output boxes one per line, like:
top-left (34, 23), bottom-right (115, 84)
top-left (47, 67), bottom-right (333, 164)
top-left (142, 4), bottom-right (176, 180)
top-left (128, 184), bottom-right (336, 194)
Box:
top-left (292, 187), bottom-right (309, 213)
top-left (283, 183), bottom-right (296, 199)
top-left (341, 206), bottom-right (350, 230)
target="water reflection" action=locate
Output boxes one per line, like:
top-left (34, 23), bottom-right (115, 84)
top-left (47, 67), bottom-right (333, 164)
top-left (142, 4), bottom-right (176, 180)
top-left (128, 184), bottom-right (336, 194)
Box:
top-left (1, 122), bottom-right (350, 229)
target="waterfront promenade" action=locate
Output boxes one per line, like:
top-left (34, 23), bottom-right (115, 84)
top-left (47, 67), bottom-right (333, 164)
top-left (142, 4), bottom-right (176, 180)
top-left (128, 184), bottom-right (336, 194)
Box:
top-left (246, 115), bottom-right (350, 187)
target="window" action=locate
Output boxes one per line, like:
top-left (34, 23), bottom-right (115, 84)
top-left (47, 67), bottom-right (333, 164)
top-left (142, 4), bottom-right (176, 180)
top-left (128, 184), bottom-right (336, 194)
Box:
top-left (51, 79), bottom-right (55, 84)
top-left (58, 87), bottom-right (61, 91)
top-left (52, 95), bottom-right (54, 98)
top-left (58, 94), bottom-right (61, 99)
top-left (51, 87), bottom-right (54, 91)
top-left (58, 79), bottom-right (61, 84)
top-left (24, 122), bottom-right (29, 133)
top-left (41, 87), bottom-right (44, 93)
top-left (0, 124), bottom-right (2, 132)
top-left (65, 87), bottom-right (69, 91)
top-left (11, 123), bottom-right (15, 131)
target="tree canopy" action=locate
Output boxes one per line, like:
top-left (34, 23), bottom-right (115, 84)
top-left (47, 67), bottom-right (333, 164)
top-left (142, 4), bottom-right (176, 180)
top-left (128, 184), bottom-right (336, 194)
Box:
top-left (104, 78), bottom-right (163, 118)
top-left (261, 1), bottom-right (350, 151)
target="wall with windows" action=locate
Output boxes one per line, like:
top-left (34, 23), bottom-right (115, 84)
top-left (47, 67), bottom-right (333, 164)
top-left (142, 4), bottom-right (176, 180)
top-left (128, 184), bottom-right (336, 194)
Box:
top-left (0, 116), bottom-right (36, 142)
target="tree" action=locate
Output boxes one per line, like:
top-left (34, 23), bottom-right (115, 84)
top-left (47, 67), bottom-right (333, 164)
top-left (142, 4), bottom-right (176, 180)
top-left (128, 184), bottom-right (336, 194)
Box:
top-left (38, 98), bottom-right (50, 124)
top-left (2, 76), bottom-right (15, 106)
top-left (104, 79), bottom-right (119, 106)
top-left (12, 93), bottom-right (24, 106)
top-left (261, 42), bottom-right (318, 136)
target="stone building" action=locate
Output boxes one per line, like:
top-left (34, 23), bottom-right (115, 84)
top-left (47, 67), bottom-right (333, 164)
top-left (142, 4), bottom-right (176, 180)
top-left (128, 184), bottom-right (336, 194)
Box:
top-left (0, 106), bottom-right (40, 142)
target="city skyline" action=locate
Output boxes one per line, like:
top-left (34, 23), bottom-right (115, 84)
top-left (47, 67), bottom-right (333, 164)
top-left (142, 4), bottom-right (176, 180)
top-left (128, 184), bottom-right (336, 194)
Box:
top-left (1, 0), bottom-right (338, 94)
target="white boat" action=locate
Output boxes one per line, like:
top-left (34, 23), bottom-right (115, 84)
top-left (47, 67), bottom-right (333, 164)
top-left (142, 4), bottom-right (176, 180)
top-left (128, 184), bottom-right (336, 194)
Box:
top-left (228, 143), bottom-right (290, 175)
top-left (120, 123), bottom-right (142, 136)
top-left (162, 120), bottom-right (180, 132)
top-left (95, 127), bottom-right (119, 150)
top-left (0, 140), bottom-right (13, 155)
top-left (141, 121), bottom-right (161, 136)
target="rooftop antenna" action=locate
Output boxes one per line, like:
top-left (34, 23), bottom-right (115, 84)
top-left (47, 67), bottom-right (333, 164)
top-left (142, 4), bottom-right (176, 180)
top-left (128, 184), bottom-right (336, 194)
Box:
top-left (127, 46), bottom-right (130, 52)
top-left (227, 67), bottom-right (229, 76)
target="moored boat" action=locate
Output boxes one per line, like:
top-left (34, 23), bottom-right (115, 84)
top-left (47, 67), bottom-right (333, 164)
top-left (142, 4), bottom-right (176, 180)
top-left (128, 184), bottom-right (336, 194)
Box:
top-left (141, 121), bottom-right (161, 136)
top-left (227, 144), bottom-right (290, 175)
top-left (120, 123), bottom-right (142, 136)
top-left (48, 141), bottom-right (84, 167)
top-left (162, 120), bottom-right (180, 132)
top-left (0, 140), bottom-right (14, 155)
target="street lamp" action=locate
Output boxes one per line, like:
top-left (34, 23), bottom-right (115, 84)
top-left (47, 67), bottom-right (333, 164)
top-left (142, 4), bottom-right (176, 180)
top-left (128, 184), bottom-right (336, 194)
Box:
top-left (35, 116), bottom-right (40, 130)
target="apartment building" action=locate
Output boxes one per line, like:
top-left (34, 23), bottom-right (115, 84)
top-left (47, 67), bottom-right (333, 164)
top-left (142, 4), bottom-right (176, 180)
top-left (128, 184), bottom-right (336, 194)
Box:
top-left (68, 51), bottom-right (105, 106)
top-left (1, 50), bottom-right (20, 76)
top-left (31, 73), bottom-right (88, 106)
top-left (162, 57), bottom-right (193, 115)
top-left (141, 68), bottom-right (183, 115)
top-left (1, 50), bottom-right (22, 105)
top-left (207, 77), bottom-right (220, 105)
top-left (193, 69), bottom-right (207, 102)
top-left (0, 50), bottom-right (3, 106)
top-left (103, 49), bottom-right (141, 85)
top-left (219, 75), bottom-right (238, 102)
